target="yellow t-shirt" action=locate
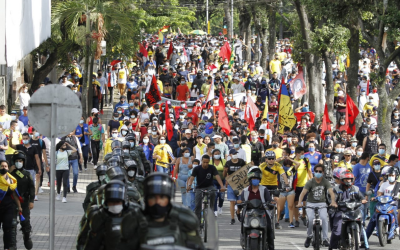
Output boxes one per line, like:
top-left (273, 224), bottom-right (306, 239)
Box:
top-left (266, 147), bottom-right (283, 159)
top-left (4, 129), bottom-right (21, 155)
top-left (369, 153), bottom-right (390, 167)
top-left (294, 158), bottom-right (311, 187)
top-left (259, 162), bottom-right (285, 186)
top-left (103, 138), bottom-right (123, 160)
top-left (269, 60), bottom-right (281, 74)
top-left (0, 114), bottom-right (12, 125)
top-left (157, 80), bottom-right (164, 93)
top-left (278, 52), bottom-right (287, 61)
top-left (337, 161), bottom-right (353, 171)
top-left (333, 83), bottom-right (341, 97)
top-left (210, 159), bottom-right (226, 180)
top-left (201, 84), bottom-right (211, 96)
top-left (154, 144), bottom-right (174, 168)
top-left (363, 103), bottom-right (374, 114)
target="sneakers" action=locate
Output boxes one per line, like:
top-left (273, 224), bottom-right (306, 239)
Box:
top-left (288, 223), bottom-right (295, 228)
top-left (100, 110), bottom-right (104, 115)
top-left (304, 236), bottom-right (312, 248)
top-left (275, 223), bottom-right (282, 229)
top-left (301, 216), bottom-right (307, 226)
top-left (323, 239), bottom-right (330, 247)
top-left (214, 211), bottom-right (218, 217)
top-left (56, 194), bottom-right (61, 201)
top-left (218, 207), bottom-right (223, 215)
top-left (38, 187), bottom-right (44, 193)
top-left (295, 220), bottom-right (300, 227)
top-left (67, 188), bottom-right (71, 193)
top-left (62, 197), bottom-right (67, 203)
top-left (72, 186), bottom-right (78, 193)
top-left (34, 195), bottom-right (38, 201)
top-left (94, 165), bottom-right (98, 170)
top-left (230, 219), bottom-right (235, 225)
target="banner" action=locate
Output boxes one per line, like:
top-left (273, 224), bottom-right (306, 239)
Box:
top-left (294, 112), bottom-right (316, 123)
top-left (278, 83), bottom-right (297, 133)
top-left (225, 163), bottom-right (253, 192)
top-left (290, 66), bottom-right (306, 99)
top-left (145, 75), bottom-right (161, 107)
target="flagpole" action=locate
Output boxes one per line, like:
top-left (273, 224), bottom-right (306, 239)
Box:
top-left (206, 0), bottom-right (209, 34)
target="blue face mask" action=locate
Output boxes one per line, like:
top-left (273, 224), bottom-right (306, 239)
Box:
top-left (234, 144), bottom-right (240, 148)
top-left (325, 153), bottom-right (331, 158)
top-left (251, 179), bottom-right (260, 186)
top-left (268, 119), bottom-right (274, 123)
top-left (130, 142), bottom-right (135, 148)
top-left (129, 103), bottom-right (134, 107)
top-left (340, 121), bottom-right (345, 125)
top-left (117, 111), bottom-right (122, 114)
top-left (314, 172), bottom-right (323, 178)
top-left (23, 140), bottom-right (30, 145)
top-left (291, 150), bottom-right (295, 154)
top-left (309, 147), bottom-right (315, 152)
top-left (300, 155), bottom-right (304, 159)
top-left (378, 149), bottom-right (385, 155)
top-left (287, 138), bottom-right (292, 143)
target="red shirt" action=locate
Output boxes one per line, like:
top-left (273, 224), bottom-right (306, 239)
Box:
top-left (186, 112), bottom-right (199, 126)
top-left (247, 186), bottom-right (261, 201)
top-left (176, 85), bottom-right (190, 101)
top-left (395, 139), bottom-right (400, 158)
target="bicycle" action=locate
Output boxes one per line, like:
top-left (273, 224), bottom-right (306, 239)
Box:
top-left (303, 205), bottom-right (328, 250)
top-left (266, 188), bottom-right (285, 239)
top-left (199, 189), bottom-right (218, 243)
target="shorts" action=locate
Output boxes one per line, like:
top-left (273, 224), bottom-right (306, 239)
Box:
top-left (227, 185), bottom-right (238, 201)
top-left (295, 186), bottom-right (308, 202)
top-left (263, 185), bottom-right (278, 191)
top-left (279, 190), bottom-right (295, 197)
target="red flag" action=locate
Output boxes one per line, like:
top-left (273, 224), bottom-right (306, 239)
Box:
top-left (145, 75), bottom-right (161, 107)
top-left (218, 42), bottom-right (231, 61)
top-left (345, 94), bottom-right (360, 136)
top-left (244, 95), bottom-right (260, 131)
top-left (320, 104), bottom-right (331, 140)
top-left (294, 112), bottom-right (316, 123)
top-left (366, 80), bottom-right (370, 95)
top-left (164, 101), bottom-right (173, 141)
top-left (139, 42), bottom-right (148, 58)
top-left (290, 66), bottom-right (306, 99)
top-left (218, 92), bottom-right (231, 135)
top-left (167, 42), bottom-right (174, 60)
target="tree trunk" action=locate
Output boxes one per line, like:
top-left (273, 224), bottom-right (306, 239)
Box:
top-left (88, 54), bottom-right (95, 115)
top-left (268, 5), bottom-right (277, 71)
top-left (224, 0), bottom-right (232, 39)
top-left (82, 11), bottom-right (91, 119)
top-left (377, 75), bottom-right (392, 151)
top-left (322, 51), bottom-right (335, 124)
top-left (260, 30), bottom-right (268, 72)
top-left (31, 50), bottom-right (58, 91)
top-left (245, 18), bottom-right (252, 62)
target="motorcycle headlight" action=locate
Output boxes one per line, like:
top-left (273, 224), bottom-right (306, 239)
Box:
top-left (250, 218), bottom-right (260, 228)
top-left (378, 197), bottom-right (390, 203)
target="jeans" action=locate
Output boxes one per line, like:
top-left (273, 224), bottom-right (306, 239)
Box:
top-left (90, 140), bottom-right (100, 165)
top-left (177, 174), bottom-right (189, 207)
top-left (306, 202), bottom-right (329, 241)
top-left (156, 165), bottom-right (169, 173)
top-left (92, 97), bottom-right (99, 111)
top-left (284, 201), bottom-right (289, 219)
top-left (194, 186), bottom-right (216, 222)
top-left (56, 169), bottom-right (69, 198)
top-left (188, 190), bottom-right (196, 211)
top-left (68, 159), bottom-right (79, 187)
top-left (108, 87), bottom-right (114, 104)
top-left (213, 179), bottom-right (225, 212)
top-left (26, 169), bottom-right (36, 188)
top-left (80, 144), bottom-right (89, 169)
top-left (360, 191), bottom-right (369, 222)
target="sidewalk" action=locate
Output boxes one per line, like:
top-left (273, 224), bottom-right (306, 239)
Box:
top-left (0, 94), bottom-right (117, 250)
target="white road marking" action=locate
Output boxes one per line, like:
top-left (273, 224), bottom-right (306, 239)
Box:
top-left (291, 242), bottom-right (303, 250)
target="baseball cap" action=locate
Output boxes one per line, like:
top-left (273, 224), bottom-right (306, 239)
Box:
top-left (185, 129), bottom-right (191, 134)
top-left (91, 108), bottom-right (99, 113)
top-left (212, 135), bottom-right (222, 139)
top-left (344, 149), bottom-right (352, 155)
top-left (199, 94), bottom-right (205, 98)
top-left (229, 149), bottom-right (238, 155)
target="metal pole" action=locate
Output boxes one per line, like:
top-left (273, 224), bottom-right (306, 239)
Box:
top-left (49, 97), bottom-right (57, 250)
top-left (231, 0), bottom-right (234, 36)
top-left (206, 0), bottom-right (209, 32)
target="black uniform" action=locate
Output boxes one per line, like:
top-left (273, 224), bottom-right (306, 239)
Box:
top-left (82, 181), bottom-right (101, 212)
top-left (129, 146), bottom-right (151, 175)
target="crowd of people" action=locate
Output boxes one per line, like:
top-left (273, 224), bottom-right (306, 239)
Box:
top-left (1, 30), bottom-right (400, 250)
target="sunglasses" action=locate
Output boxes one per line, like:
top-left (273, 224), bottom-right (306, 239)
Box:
top-left (314, 170), bottom-right (323, 173)
top-left (267, 158), bottom-right (275, 160)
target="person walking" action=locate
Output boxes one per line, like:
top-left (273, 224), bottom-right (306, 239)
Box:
top-left (55, 141), bottom-right (77, 203)
top-left (74, 116), bottom-right (92, 172)
top-left (89, 117), bottom-right (104, 169)
top-left (174, 148), bottom-right (192, 207)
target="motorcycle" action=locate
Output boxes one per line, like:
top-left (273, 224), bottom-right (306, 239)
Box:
top-left (374, 196), bottom-right (398, 246)
top-left (240, 199), bottom-right (272, 250)
top-left (337, 200), bottom-right (363, 250)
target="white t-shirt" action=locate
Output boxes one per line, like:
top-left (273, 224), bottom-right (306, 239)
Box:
top-left (359, 80), bottom-right (368, 91)
top-left (56, 150), bottom-right (73, 170)
top-left (378, 181), bottom-right (398, 197)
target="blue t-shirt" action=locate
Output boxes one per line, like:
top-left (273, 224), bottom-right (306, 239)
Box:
top-left (304, 152), bottom-right (322, 172)
top-left (19, 115), bottom-right (29, 126)
top-left (114, 101), bottom-right (129, 113)
top-left (126, 80), bottom-right (138, 91)
top-left (352, 162), bottom-right (371, 193)
top-left (75, 124), bottom-right (90, 145)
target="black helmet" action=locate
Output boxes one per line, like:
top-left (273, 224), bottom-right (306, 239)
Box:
top-left (13, 150), bottom-right (26, 162)
top-left (103, 180), bottom-right (126, 208)
top-left (388, 167), bottom-right (399, 177)
top-left (143, 173), bottom-right (174, 200)
top-left (112, 148), bottom-right (123, 157)
top-left (106, 166), bottom-right (126, 182)
top-left (125, 160), bottom-right (138, 178)
top-left (111, 140), bottom-right (123, 150)
top-left (96, 165), bottom-right (108, 176)
top-left (125, 133), bottom-right (136, 142)
top-left (107, 157), bottom-right (121, 168)
top-left (122, 141), bottom-right (130, 149)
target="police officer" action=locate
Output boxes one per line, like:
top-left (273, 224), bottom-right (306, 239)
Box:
top-left (120, 173), bottom-right (204, 249)
top-left (10, 151), bottom-right (35, 249)
top-left (84, 180), bottom-right (141, 250)
top-left (125, 160), bottom-right (144, 197)
top-left (125, 133), bottom-right (151, 175)
top-left (82, 165), bottom-right (107, 212)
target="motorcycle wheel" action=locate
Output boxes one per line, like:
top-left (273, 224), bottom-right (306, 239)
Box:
top-left (314, 224), bottom-right (320, 250)
top-left (353, 228), bottom-right (359, 250)
top-left (249, 238), bottom-right (258, 250)
top-left (378, 220), bottom-right (387, 247)
top-left (204, 209), bottom-right (208, 243)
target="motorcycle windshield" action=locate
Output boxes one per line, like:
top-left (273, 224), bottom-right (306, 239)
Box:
top-left (247, 199), bottom-right (263, 209)
top-left (377, 196), bottom-right (392, 204)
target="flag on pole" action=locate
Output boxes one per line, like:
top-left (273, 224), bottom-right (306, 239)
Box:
top-left (177, 27), bottom-right (182, 35)
top-left (183, 47), bottom-right (188, 62)
top-left (244, 95), bottom-right (260, 132)
top-left (278, 82), bottom-right (297, 134)
top-left (164, 102), bottom-right (173, 141)
top-left (145, 75), bottom-right (161, 107)
top-left (218, 92), bottom-right (231, 135)
top-left (159, 25), bottom-right (170, 32)
top-left (320, 104), bottom-right (331, 140)
top-left (262, 96), bottom-right (269, 119)
top-left (218, 42), bottom-right (231, 61)
top-left (290, 66), bottom-right (306, 100)
top-left (345, 94), bottom-right (360, 136)
top-left (228, 42), bottom-right (235, 69)
top-left (206, 81), bottom-right (215, 103)
top-left (366, 80), bottom-right (370, 95)
top-left (139, 42), bottom-right (148, 58)
top-left (167, 41), bottom-right (174, 60)
top-left (158, 31), bottom-right (164, 44)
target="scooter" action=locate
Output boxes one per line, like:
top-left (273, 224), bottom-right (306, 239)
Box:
top-left (240, 199), bottom-right (272, 250)
top-left (374, 196), bottom-right (398, 246)
top-left (337, 200), bottom-right (363, 250)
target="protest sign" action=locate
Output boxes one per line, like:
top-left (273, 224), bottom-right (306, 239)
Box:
top-left (225, 163), bottom-right (253, 192)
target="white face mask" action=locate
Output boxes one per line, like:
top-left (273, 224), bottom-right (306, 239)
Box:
top-left (184, 153), bottom-right (190, 158)
top-left (24, 89), bottom-right (28, 93)
top-left (232, 154), bottom-right (238, 159)
top-left (127, 170), bottom-right (136, 177)
top-left (123, 149), bottom-right (129, 154)
top-left (152, 131), bottom-right (157, 135)
top-left (181, 104), bottom-right (185, 108)
top-left (15, 162), bottom-right (23, 169)
top-left (121, 131), bottom-right (128, 136)
top-left (108, 204), bottom-right (123, 214)
top-left (160, 139), bottom-right (166, 144)
top-left (155, 109), bottom-right (160, 113)
top-left (143, 138), bottom-right (149, 144)
top-left (112, 133), bottom-right (118, 138)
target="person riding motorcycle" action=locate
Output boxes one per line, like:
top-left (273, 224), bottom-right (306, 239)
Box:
top-left (120, 173), bottom-right (205, 250)
top-left (329, 170), bottom-right (369, 250)
top-left (237, 167), bottom-right (275, 250)
top-left (125, 133), bottom-right (151, 176)
top-left (82, 164), bottom-right (107, 212)
top-left (84, 180), bottom-right (141, 250)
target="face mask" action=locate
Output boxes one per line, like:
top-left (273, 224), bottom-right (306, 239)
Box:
top-left (309, 147), bottom-right (315, 152)
top-left (130, 115), bottom-right (136, 119)
top-left (117, 111), bottom-right (122, 114)
top-left (129, 103), bottom-right (134, 107)
top-left (127, 170), bottom-right (136, 177)
top-left (114, 117), bottom-right (119, 120)
top-left (290, 150), bottom-right (295, 154)
top-left (73, 90), bottom-right (78, 93)
top-left (325, 153), bottom-right (331, 158)
top-left (181, 104), bottom-right (185, 108)
top-left (393, 128), bottom-right (398, 133)
top-left (147, 204), bottom-right (169, 219)
top-left (373, 89), bottom-right (377, 93)
top-left (23, 140), bottom-right (30, 145)
top-left (193, 85), bottom-right (197, 88)
top-left (356, 151), bottom-right (362, 156)
top-left (152, 131), bottom-right (157, 135)
top-left (336, 148), bottom-right (341, 153)
top-left (15, 162), bottom-right (23, 169)
top-left (395, 114), bottom-right (399, 118)
top-left (123, 149), bottom-right (129, 154)
top-left (214, 155), bottom-right (221, 159)
top-left (300, 155), bottom-right (304, 159)
top-left (192, 164), bottom-right (198, 168)
top-left (24, 89), bottom-right (28, 93)
top-left (374, 165), bottom-right (380, 171)
top-left (143, 139), bottom-right (149, 144)
top-left (0, 168), bottom-right (8, 175)
top-left (369, 99), bottom-right (373, 103)
top-left (268, 119), bottom-right (274, 123)
top-left (180, 115), bottom-right (185, 119)
top-left (232, 154), bottom-right (238, 159)
top-left (272, 144), bottom-right (278, 148)
top-left (130, 142), bottom-right (135, 148)
top-left (287, 138), bottom-right (292, 143)
top-left (314, 172), bottom-right (323, 178)
top-left (378, 149), bottom-right (385, 155)
top-left (234, 144), bottom-right (240, 148)
top-left (388, 176), bottom-right (395, 182)
top-left (340, 121), bottom-right (345, 125)
top-left (155, 109), bottom-right (160, 113)
top-left (34, 132), bottom-right (40, 138)
top-left (112, 133), bottom-right (118, 138)
top-left (160, 139), bottom-right (166, 144)
top-left (108, 204), bottom-right (123, 214)
top-left (251, 179), bottom-right (260, 186)
top-left (370, 131), bottom-right (376, 135)
top-left (361, 92), bottom-right (365, 96)
top-left (10, 116), bottom-right (16, 120)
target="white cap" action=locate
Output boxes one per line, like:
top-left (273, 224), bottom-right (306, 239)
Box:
top-left (234, 76), bottom-right (240, 81)
top-left (212, 135), bottom-right (222, 139)
top-left (185, 129), bottom-right (191, 134)
top-left (91, 108), bottom-right (99, 113)
top-left (303, 102), bottom-right (309, 106)
top-left (121, 125), bottom-right (128, 130)
top-left (123, 116), bottom-right (129, 121)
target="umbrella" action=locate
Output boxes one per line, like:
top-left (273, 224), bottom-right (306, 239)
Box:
top-left (190, 30), bottom-right (206, 35)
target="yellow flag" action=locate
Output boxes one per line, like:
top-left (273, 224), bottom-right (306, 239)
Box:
top-left (262, 96), bottom-right (269, 119)
top-left (278, 84), bottom-right (297, 134)
top-left (158, 31), bottom-right (164, 43)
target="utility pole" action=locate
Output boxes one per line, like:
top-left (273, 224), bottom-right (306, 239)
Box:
top-left (231, 0), bottom-right (234, 37)
top-left (206, 0), bottom-right (209, 33)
